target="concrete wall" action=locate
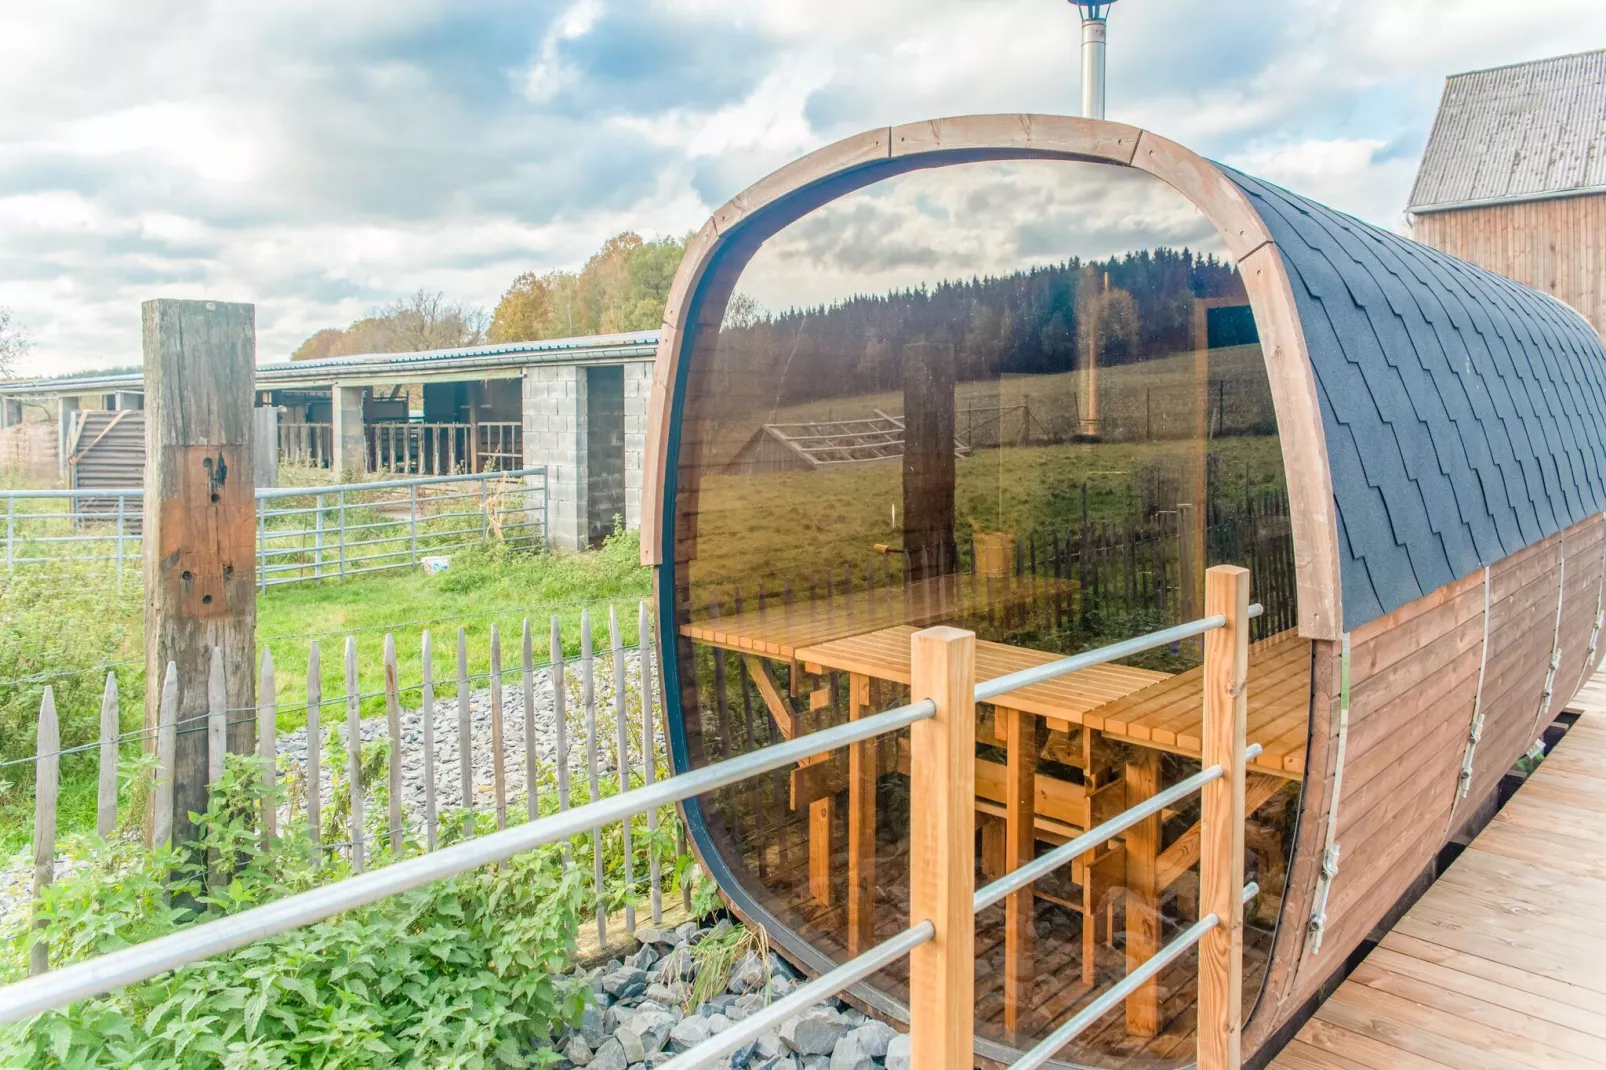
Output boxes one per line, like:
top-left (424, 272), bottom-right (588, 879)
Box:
top-left (522, 359), bottom-right (651, 551)
top-left (330, 383), bottom-right (367, 478)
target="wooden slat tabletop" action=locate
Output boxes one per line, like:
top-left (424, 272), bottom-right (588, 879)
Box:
top-left (680, 573), bottom-right (1078, 661)
top-left (796, 625), bottom-right (1310, 780)
top-left (1268, 686), bottom-right (1606, 1069)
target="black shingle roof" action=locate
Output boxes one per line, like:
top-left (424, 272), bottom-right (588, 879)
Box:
top-left (1223, 168), bottom-right (1606, 630)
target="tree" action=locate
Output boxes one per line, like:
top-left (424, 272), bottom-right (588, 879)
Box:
top-left (487, 231), bottom-right (687, 343)
top-left (290, 290), bottom-right (488, 360)
top-left (0, 306), bottom-right (30, 378)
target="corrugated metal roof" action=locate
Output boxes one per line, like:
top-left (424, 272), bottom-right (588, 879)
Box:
top-left (0, 330), bottom-right (662, 397)
top-left (1409, 49), bottom-right (1606, 213)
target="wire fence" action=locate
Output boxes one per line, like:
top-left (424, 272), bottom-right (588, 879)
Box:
top-left (0, 467), bottom-right (548, 587)
top-left (16, 599), bottom-right (682, 975)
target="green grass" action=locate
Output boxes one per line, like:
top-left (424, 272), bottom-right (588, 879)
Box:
top-left (0, 532), bottom-right (651, 854)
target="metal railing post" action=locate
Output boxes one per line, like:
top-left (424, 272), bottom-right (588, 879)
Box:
top-left (115, 494), bottom-right (126, 584)
top-left (1197, 564), bottom-right (1250, 1070)
top-left (907, 626), bottom-right (976, 1070)
top-left (409, 484), bottom-right (419, 565)
top-left (337, 490), bottom-right (347, 581)
top-left (314, 493), bottom-right (324, 583)
top-left (257, 503), bottom-right (266, 592)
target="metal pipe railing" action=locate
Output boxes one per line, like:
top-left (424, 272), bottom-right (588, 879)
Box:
top-left (0, 695), bottom-right (934, 1027)
top-left (1008, 882), bottom-right (1260, 1070)
top-left (974, 741), bottom-right (1264, 914)
top-left (660, 922), bottom-right (935, 1070)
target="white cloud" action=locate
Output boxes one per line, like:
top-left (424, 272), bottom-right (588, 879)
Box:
top-left (5, 0), bottom-right (1606, 377)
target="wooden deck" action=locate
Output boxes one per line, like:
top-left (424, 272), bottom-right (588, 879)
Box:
top-left (1270, 671), bottom-right (1606, 1069)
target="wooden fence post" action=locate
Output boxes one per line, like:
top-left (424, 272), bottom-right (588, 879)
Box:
top-left (30, 687), bottom-right (59, 976)
top-left (306, 641), bottom-right (322, 849)
top-left (1198, 565), bottom-right (1249, 1070)
top-left (345, 637), bottom-right (364, 873)
top-left (153, 663), bottom-right (179, 849)
top-left (142, 299), bottom-right (258, 854)
top-left (907, 626), bottom-right (976, 1070)
top-left (258, 648), bottom-right (277, 846)
top-left (96, 672), bottom-right (119, 839)
top-left (421, 631), bottom-right (437, 850)
top-left (384, 634), bottom-right (404, 853)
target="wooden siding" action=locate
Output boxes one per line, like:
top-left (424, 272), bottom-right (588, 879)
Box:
top-left (1244, 514), bottom-right (1606, 1058)
top-left (1411, 193), bottom-right (1606, 338)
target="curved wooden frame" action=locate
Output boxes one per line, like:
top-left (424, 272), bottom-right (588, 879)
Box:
top-left (641, 113), bottom-right (1343, 639)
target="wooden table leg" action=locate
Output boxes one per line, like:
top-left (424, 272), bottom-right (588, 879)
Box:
top-left (1125, 747), bottom-right (1161, 1037)
top-left (1003, 706), bottom-right (1036, 1040)
top-left (847, 673), bottom-right (877, 954)
top-left (810, 797), bottom-right (833, 905)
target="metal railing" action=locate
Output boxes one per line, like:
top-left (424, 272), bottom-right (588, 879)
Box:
top-left (0, 565), bottom-right (1260, 1070)
top-left (0, 468), bottom-right (548, 588)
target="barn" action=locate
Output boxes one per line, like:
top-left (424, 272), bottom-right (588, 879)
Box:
top-left (639, 114), bottom-right (1606, 1066)
top-left (1409, 48), bottom-right (1606, 337)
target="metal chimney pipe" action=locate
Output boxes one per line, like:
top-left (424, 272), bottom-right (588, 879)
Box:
top-left (1081, 15), bottom-right (1107, 120)
top-left (1071, 1), bottom-right (1118, 120)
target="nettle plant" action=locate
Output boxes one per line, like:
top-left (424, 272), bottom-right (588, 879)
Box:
top-left (1, 754), bottom-right (593, 1069)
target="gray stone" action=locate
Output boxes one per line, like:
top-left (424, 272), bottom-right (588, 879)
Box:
top-left (708, 919), bottom-right (734, 942)
top-left (658, 946), bottom-right (696, 983)
top-left (579, 1004), bottom-right (607, 1048)
top-left (780, 1007), bottom-right (851, 1056)
top-left (706, 1012), bottom-right (733, 1035)
top-left (728, 992), bottom-right (766, 1022)
top-left (615, 1026), bottom-right (646, 1064)
top-left (629, 943), bottom-right (658, 970)
top-left (564, 1035), bottom-right (593, 1067)
top-left (629, 1009), bottom-right (679, 1054)
top-left (674, 921), bottom-right (699, 945)
top-left (752, 1058), bottom-right (797, 1070)
top-left (754, 1028), bottom-right (785, 1060)
top-left (589, 1038), bottom-right (629, 1070)
top-left (668, 1014), bottom-right (715, 1052)
top-left (800, 1057), bottom-right (830, 1070)
top-left (644, 982), bottom-right (686, 1006)
top-left (728, 951), bottom-right (768, 994)
top-left (602, 967), bottom-right (648, 997)
top-left (829, 1021), bottom-right (896, 1070)
top-left (884, 1033), bottom-right (911, 1070)
top-left (771, 976), bottom-right (795, 998)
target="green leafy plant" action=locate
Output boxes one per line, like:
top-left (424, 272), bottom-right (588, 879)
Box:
top-left (1, 753), bottom-right (591, 1069)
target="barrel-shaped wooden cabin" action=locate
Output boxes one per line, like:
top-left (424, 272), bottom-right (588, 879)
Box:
top-left (638, 114), bottom-right (1606, 1067)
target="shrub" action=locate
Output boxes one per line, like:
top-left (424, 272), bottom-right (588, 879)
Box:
top-left (0, 755), bottom-right (590, 1069)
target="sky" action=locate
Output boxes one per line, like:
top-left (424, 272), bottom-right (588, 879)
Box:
top-left (1, 0), bottom-right (1603, 377)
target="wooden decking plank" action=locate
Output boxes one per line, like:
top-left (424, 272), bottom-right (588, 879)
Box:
top-left (1269, 677), bottom-right (1606, 1069)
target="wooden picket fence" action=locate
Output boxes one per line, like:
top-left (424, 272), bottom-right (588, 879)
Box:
top-left (22, 600), bottom-right (682, 976)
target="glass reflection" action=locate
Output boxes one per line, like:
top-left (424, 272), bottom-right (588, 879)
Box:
top-left (670, 159), bottom-right (1308, 1066)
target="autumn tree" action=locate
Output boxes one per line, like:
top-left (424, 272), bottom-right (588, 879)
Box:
top-left (0, 306), bottom-right (30, 378)
top-left (488, 232), bottom-right (685, 343)
top-left (292, 290), bottom-right (488, 360)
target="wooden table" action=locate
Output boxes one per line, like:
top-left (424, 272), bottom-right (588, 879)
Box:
top-left (795, 624), bottom-right (1311, 1039)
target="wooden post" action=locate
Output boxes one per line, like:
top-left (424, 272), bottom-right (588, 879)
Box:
top-left (96, 672), bottom-right (119, 839)
top-left (609, 606), bottom-right (635, 935)
top-left (207, 646), bottom-right (227, 790)
top-left (847, 673), bottom-right (877, 956)
top-left (639, 600), bottom-right (663, 924)
top-left (153, 663), bottom-right (179, 850)
top-left (345, 637), bottom-right (364, 873)
top-left (1124, 747), bottom-right (1161, 1037)
top-left (258, 647), bottom-right (277, 846)
top-left (1197, 565), bottom-right (1249, 1070)
top-left (384, 634), bottom-right (404, 853)
top-left (907, 626), bottom-right (975, 1070)
top-left (305, 641), bottom-right (322, 849)
top-left (1002, 706), bottom-right (1037, 1039)
top-left (142, 299), bottom-right (257, 853)
top-left (30, 687), bottom-right (59, 976)
top-left (456, 628), bottom-right (473, 817)
top-left (421, 631), bottom-right (437, 850)
top-left (490, 625), bottom-right (507, 830)
top-left (522, 618), bottom-right (539, 823)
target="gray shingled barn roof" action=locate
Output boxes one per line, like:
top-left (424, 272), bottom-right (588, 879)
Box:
top-left (1409, 49), bottom-right (1606, 213)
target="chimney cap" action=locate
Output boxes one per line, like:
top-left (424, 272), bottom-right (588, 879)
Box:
top-left (1070, 0), bottom-right (1119, 17)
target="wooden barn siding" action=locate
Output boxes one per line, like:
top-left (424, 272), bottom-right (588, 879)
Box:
top-left (1244, 513), bottom-right (1606, 1058)
top-left (1412, 194), bottom-right (1606, 338)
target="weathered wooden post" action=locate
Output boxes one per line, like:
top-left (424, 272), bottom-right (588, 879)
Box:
top-left (1198, 564), bottom-right (1250, 1070)
top-left (142, 299), bottom-right (258, 853)
top-left (907, 625), bottom-right (975, 1070)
